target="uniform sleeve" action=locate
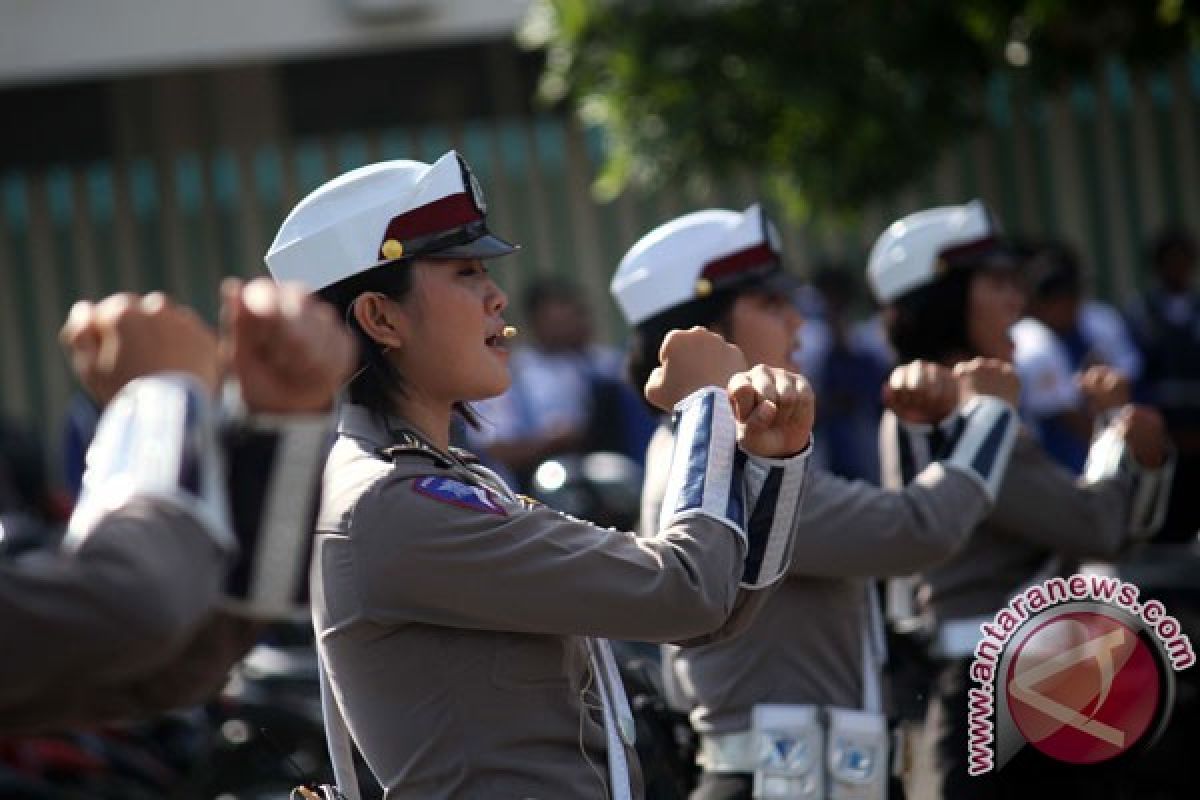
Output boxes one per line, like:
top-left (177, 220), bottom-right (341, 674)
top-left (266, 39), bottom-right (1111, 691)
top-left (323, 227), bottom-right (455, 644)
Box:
top-left (337, 480), bottom-right (741, 643)
top-left (62, 373), bottom-right (235, 555)
top-left (0, 375), bottom-right (239, 730)
top-left (643, 395), bottom-right (811, 590)
top-left (0, 498), bottom-right (226, 729)
top-left (1080, 422), bottom-right (1174, 541)
top-left (792, 396), bottom-right (1018, 577)
top-left (738, 449), bottom-right (811, 587)
top-left (327, 388), bottom-right (805, 643)
top-left (83, 610), bottom-right (263, 728)
top-left (785, 466), bottom-right (988, 577)
top-left (986, 429), bottom-right (1144, 559)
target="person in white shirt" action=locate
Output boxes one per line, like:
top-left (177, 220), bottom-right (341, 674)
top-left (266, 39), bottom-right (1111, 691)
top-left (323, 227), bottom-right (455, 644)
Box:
top-left (1012, 242), bottom-right (1142, 472)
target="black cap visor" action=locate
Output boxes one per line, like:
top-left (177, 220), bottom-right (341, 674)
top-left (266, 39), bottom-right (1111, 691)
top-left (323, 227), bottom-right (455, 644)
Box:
top-left (941, 236), bottom-right (1023, 274)
top-left (433, 231), bottom-right (520, 260)
top-left (715, 261), bottom-right (800, 300)
top-left (398, 217), bottom-right (520, 262)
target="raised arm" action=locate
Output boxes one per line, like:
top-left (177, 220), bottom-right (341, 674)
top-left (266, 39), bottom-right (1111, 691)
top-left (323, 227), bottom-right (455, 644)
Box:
top-left (319, 330), bottom-right (812, 644)
top-left (793, 359), bottom-right (1019, 577)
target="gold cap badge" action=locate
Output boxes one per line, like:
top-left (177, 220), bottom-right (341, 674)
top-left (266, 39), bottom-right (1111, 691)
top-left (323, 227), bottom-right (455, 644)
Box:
top-left (381, 239), bottom-right (405, 261)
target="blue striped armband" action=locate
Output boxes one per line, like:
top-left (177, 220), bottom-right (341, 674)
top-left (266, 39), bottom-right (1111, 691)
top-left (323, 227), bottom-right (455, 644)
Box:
top-left (658, 388), bottom-right (746, 543)
top-left (1084, 424), bottom-right (1176, 540)
top-left (63, 374), bottom-right (234, 554)
top-left (220, 411), bottom-right (331, 619)
top-left (740, 443), bottom-right (811, 589)
top-left (941, 396), bottom-right (1018, 502)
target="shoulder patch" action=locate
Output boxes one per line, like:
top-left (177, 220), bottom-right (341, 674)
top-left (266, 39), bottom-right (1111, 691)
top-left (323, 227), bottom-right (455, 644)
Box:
top-left (412, 476), bottom-right (508, 516)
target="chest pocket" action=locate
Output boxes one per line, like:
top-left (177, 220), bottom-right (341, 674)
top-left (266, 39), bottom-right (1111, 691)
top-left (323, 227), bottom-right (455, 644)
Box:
top-left (490, 632), bottom-right (577, 691)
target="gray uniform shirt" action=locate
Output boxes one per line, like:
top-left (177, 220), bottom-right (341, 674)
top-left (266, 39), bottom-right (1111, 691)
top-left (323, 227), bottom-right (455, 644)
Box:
top-left (643, 400), bottom-right (1012, 734)
top-left (0, 497), bottom-right (245, 732)
top-left (314, 401), bottom-right (807, 799)
top-left (880, 413), bottom-right (1147, 623)
top-left (1, 374), bottom-right (325, 734)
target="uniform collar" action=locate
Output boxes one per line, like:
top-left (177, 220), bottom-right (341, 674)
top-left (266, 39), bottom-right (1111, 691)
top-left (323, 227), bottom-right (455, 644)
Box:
top-left (336, 402), bottom-right (466, 467)
top-left (336, 402), bottom-right (391, 448)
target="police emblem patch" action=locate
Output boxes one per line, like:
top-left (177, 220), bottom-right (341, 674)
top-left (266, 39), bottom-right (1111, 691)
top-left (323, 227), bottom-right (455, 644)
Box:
top-left (412, 476), bottom-right (507, 516)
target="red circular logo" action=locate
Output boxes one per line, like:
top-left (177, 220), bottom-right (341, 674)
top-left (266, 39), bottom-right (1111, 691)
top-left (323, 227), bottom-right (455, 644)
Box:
top-left (1005, 610), bottom-right (1161, 764)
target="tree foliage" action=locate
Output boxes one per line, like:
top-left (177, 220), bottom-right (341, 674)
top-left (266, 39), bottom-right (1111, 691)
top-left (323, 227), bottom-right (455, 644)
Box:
top-left (522, 0), bottom-right (1199, 219)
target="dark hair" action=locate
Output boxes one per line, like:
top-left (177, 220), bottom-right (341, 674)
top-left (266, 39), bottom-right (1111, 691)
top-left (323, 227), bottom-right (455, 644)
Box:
top-left (1025, 243), bottom-right (1082, 301)
top-left (1150, 228), bottom-right (1197, 270)
top-left (626, 289), bottom-right (739, 413)
top-left (523, 277), bottom-right (585, 317)
top-left (318, 261), bottom-right (478, 427)
top-left (882, 267), bottom-right (974, 364)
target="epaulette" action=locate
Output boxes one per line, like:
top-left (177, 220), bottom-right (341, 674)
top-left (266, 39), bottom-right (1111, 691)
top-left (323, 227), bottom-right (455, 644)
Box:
top-left (448, 446), bottom-right (481, 465)
top-left (377, 430), bottom-right (455, 468)
top-left (515, 493), bottom-right (544, 510)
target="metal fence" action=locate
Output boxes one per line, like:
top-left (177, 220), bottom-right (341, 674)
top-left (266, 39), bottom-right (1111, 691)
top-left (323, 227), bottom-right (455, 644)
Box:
top-left (2, 54), bottom-right (1198, 460)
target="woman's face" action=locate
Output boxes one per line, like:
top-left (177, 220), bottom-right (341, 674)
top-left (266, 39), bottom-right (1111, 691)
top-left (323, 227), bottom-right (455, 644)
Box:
top-left (727, 288), bottom-right (803, 370)
top-left (393, 258), bottom-right (511, 405)
top-left (967, 269), bottom-right (1024, 362)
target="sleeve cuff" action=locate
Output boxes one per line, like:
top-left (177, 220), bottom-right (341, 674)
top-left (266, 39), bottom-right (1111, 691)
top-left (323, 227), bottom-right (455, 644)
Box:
top-left (63, 373), bottom-right (234, 555)
top-left (1085, 425), bottom-right (1177, 540)
top-left (942, 395), bottom-right (1019, 503)
top-left (658, 387), bottom-right (747, 545)
top-left (740, 440), bottom-right (812, 589)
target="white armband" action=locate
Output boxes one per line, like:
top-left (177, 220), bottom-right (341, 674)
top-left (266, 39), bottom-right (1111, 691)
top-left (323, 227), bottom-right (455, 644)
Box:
top-left (220, 411), bottom-right (332, 619)
top-left (64, 374), bottom-right (233, 554)
top-left (658, 388), bottom-right (746, 543)
top-left (1084, 425), bottom-right (1176, 541)
top-left (941, 396), bottom-right (1019, 502)
top-left (740, 443), bottom-right (811, 589)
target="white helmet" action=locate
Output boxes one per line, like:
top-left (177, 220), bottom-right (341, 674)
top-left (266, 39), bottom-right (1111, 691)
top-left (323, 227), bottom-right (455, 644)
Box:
top-left (610, 204), bottom-right (794, 326)
top-left (866, 199), bottom-right (1010, 304)
top-left (265, 150), bottom-right (517, 292)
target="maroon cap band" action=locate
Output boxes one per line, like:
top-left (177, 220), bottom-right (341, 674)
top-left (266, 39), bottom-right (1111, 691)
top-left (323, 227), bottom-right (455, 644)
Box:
top-left (938, 234), bottom-right (999, 266)
top-left (701, 242), bottom-right (779, 282)
top-left (378, 192), bottom-right (482, 259)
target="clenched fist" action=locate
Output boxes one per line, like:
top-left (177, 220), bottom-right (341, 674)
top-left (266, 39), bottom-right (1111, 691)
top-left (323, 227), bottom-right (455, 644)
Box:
top-left (1078, 365), bottom-right (1130, 415)
top-left (645, 327), bottom-right (749, 412)
top-left (60, 292), bottom-right (220, 406)
top-left (220, 278), bottom-right (357, 414)
top-left (883, 361), bottom-right (959, 425)
top-left (953, 358), bottom-right (1020, 408)
top-left (727, 365), bottom-right (815, 458)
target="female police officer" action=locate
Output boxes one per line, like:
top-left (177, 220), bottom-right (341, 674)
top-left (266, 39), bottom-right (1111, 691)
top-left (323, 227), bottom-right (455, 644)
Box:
top-left (611, 205), bottom-right (1024, 800)
top-left (867, 200), bottom-right (1173, 798)
top-left (264, 152), bottom-right (817, 800)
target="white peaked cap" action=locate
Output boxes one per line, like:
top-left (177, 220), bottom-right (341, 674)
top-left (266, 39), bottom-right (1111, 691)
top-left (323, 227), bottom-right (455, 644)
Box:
top-left (866, 199), bottom-right (1010, 303)
top-left (265, 150), bottom-right (516, 292)
top-left (610, 204), bottom-right (790, 326)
